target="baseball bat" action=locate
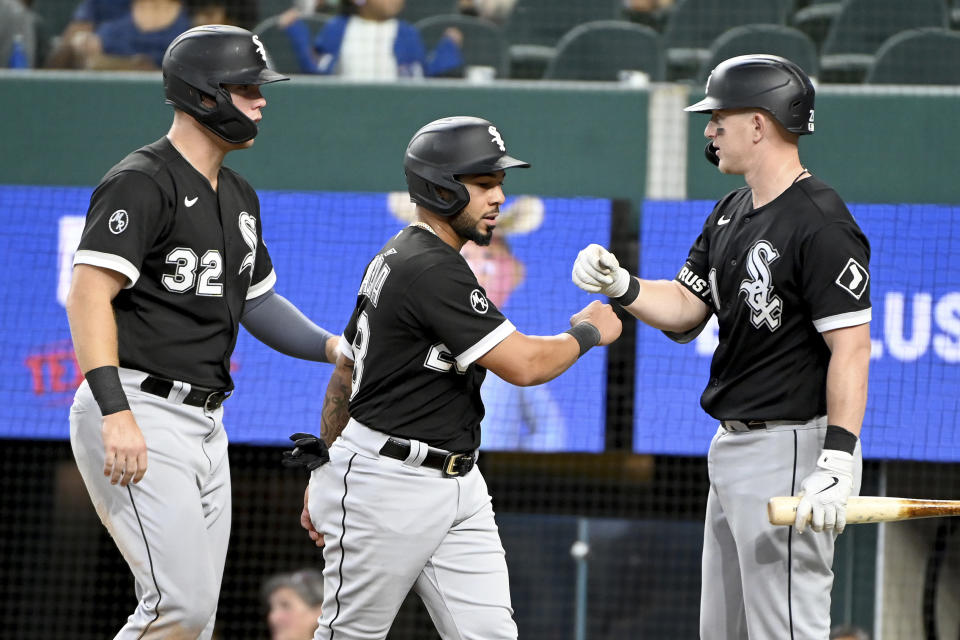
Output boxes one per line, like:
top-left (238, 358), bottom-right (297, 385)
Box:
top-left (768, 496), bottom-right (960, 526)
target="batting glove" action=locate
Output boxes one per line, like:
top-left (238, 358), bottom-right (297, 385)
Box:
top-left (795, 449), bottom-right (854, 534)
top-left (282, 432), bottom-right (330, 471)
top-left (572, 244), bottom-right (631, 298)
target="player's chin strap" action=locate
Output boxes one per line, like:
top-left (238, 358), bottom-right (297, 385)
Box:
top-left (705, 142), bottom-right (720, 167)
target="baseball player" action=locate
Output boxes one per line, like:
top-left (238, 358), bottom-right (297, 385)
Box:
top-left (572, 55), bottom-right (871, 639)
top-left (66, 26), bottom-right (338, 639)
top-left (294, 116), bottom-right (622, 640)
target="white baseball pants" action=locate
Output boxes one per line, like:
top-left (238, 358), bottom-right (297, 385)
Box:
top-left (309, 419), bottom-right (517, 640)
top-left (699, 417), bottom-right (863, 640)
top-left (70, 368), bottom-right (231, 640)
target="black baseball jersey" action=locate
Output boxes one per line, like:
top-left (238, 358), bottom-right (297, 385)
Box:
top-left (74, 137), bottom-right (275, 390)
top-left (341, 226), bottom-right (516, 451)
top-left (672, 176), bottom-right (871, 420)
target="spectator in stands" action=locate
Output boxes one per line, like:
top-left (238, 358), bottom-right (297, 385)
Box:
top-left (45, 0), bottom-right (130, 67)
top-left (190, 0), bottom-right (255, 28)
top-left (1, 0), bottom-right (39, 67)
top-left (831, 624), bottom-right (870, 640)
top-left (263, 569), bottom-right (324, 640)
top-left (279, 0), bottom-right (463, 78)
top-left (458, 0), bottom-right (515, 24)
top-left (623, 0), bottom-right (674, 30)
top-left (54, 0), bottom-right (190, 70)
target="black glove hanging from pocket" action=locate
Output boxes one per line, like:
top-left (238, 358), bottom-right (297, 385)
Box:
top-left (281, 432), bottom-right (330, 471)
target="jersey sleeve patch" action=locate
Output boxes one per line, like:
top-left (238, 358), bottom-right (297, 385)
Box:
top-left (674, 263), bottom-right (714, 306)
top-left (835, 258), bottom-right (869, 300)
top-left (813, 308), bottom-right (872, 333)
top-left (246, 269), bottom-right (277, 300)
top-left (73, 249), bottom-right (141, 288)
top-left (455, 319), bottom-right (516, 368)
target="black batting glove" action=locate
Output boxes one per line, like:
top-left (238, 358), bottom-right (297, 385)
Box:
top-left (281, 432), bottom-right (330, 471)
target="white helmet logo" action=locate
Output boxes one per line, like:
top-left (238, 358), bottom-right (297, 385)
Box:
top-left (488, 125), bottom-right (505, 152)
top-left (252, 35), bottom-right (267, 63)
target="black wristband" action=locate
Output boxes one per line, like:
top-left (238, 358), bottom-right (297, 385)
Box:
top-left (615, 277), bottom-right (640, 306)
top-left (824, 424), bottom-right (858, 454)
top-left (85, 366), bottom-right (131, 416)
top-left (565, 322), bottom-right (601, 358)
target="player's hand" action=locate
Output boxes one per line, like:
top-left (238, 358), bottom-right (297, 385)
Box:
top-left (101, 410), bottom-right (148, 486)
top-left (572, 244), bottom-right (631, 298)
top-left (301, 486), bottom-right (324, 548)
top-left (324, 335), bottom-right (340, 365)
top-left (571, 300), bottom-right (622, 346)
top-left (794, 450), bottom-right (854, 534)
top-left (282, 433), bottom-right (330, 471)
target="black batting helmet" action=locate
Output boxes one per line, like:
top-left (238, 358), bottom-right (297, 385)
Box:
top-left (162, 25), bottom-right (288, 144)
top-left (685, 54), bottom-right (815, 136)
top-left (404, 117), bottom-right (530, 217)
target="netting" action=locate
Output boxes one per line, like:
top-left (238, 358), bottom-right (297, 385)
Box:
top-left (4, 0), bottom-right (960, 638)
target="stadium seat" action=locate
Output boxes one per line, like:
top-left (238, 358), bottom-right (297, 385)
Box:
top-left (253, 13), bottom-right (329, 74)
top-left (258, 0), bottom-right (295, 26)
top-left (864, 28), bottom-right (960, 85)
top-left (416, 14), bottom-right (509, 79)
top-left (31, 0), bottom-right (77, 39)
top-left (698, 24), bottom-right (818, 82)
top-left (504, 0), bottom-right (621, 78)
top-left (542, 21), bottom-right (664, 82)
top-left (661, 0), bottom-right (786, 81)
top-left (791, 0), bottom-right (843, 51)
top-left (819, 0), bottom-right (947, 83)
top-left (399, 0), bottom-right (459, 24)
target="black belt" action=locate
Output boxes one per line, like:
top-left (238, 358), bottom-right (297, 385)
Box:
top-left (721, 419), bottom-right (808, 432)
top-left (140, 375), bottom-right (230, 411)
top-left (379, 437), bottom-right (476, 478)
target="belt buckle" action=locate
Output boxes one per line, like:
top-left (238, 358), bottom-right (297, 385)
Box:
top-left (204, 390), bottom-right (228, 412)
top-left (442, 452), bottom-right (474, 478)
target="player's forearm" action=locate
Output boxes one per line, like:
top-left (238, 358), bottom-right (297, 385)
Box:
top-left (241, 291), bottom-right (336, 363)
top-left (66, 283), bottom-right (121, 374)
top-left (478, 332), bottom-right (580, 387)
top-left (823, 325), bottom-right (871, 437)
top-left (320, 356), bottom-right (354, 446)
top-left (621, 279), bottom-right (709, 332)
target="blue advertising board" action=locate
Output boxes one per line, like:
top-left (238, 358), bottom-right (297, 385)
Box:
top-left (635, 200), bottom-right (960, 461)
top-left (2, 185), bottom-right (610, 452)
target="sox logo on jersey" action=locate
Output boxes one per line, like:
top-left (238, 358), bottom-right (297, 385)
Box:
top-left (238, 211), bottom-right (257, 276)
top-left (739, 239), bottom-right (782, 331)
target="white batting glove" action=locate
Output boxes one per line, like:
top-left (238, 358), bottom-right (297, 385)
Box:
top-left (794, 450), bottom-right (854, 534)
top-left (572, 244), bottom-right (631, 298)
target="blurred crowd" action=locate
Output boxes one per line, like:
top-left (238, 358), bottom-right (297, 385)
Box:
top-left (3, 0), bottom-right (673, 75)
top-left (5, 1), bottom-right (957, 90)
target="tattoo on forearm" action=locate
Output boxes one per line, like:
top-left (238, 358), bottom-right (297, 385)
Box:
top-left (320, 364), bottom-right (352, 446)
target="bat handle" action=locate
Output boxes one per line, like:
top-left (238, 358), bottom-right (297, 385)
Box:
top-left (768, 496), bottom-right (802, 526)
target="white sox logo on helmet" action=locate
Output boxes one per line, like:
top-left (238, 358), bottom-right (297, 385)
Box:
top-left (488, 126), bottom-right (505, 152)
top-left (739, 239), bottom-right (783, 331)
top-left (252, 35), bottom-right (267, 63)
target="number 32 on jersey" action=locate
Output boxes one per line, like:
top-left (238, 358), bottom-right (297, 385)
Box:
top-left (162, 247), bottom-right (224, 296)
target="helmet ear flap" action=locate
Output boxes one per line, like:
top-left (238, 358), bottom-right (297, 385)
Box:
top-left (405, 171), bottom-right (469, 217)
top-left (164, 75), bottom-right (258, 143)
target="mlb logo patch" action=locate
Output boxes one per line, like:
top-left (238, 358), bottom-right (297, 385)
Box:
top-left (835, 258), bottom-right (869, 299)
